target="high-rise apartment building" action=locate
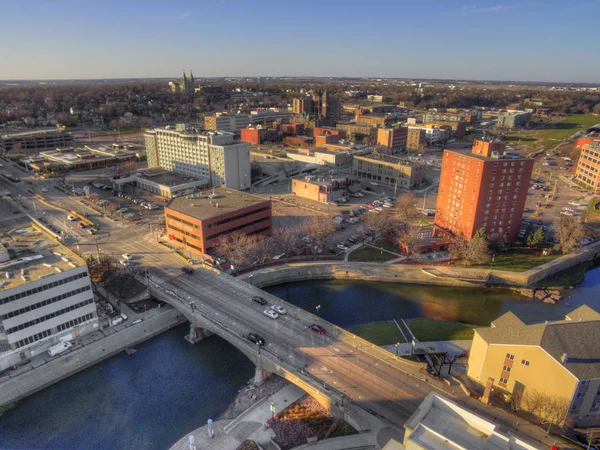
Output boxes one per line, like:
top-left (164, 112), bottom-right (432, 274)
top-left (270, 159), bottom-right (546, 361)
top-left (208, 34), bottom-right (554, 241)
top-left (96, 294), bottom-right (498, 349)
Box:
top-left (435, 140), bottom-right (534, 243)
top-left (144, 126), bottom-right (251, 190)
top-left (292, 91), bottom-right (340, 124)
top-left (406, 127), bottom-right (427, 151)
top-left (574, 141), bottom-right (600, 191)
top-left (376, 127), bottom-right (408, 154)
top-left (0, 224), bottom-right (97, 368)
top-left (292, 97), bottom-right (313, 115)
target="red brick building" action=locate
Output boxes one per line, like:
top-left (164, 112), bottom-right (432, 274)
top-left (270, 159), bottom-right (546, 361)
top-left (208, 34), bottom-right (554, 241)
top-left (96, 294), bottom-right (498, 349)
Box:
top-left (313, 127), bottom-right (345, 140)
top-left (281, 123), bottom-right (305, 136)
top-left (376, 127), bottom-right (408, 153)
top-left (435, 140), bottom-right (534, 243)
top-left (165, 187), bottom-right (272, 254)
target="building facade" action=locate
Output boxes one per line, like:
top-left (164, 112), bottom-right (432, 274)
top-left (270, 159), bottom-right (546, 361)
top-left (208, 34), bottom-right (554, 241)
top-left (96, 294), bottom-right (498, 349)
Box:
top-left (468, 305), bottom-right (600, 428)
top-left (356, 113), bottom-right (390, 127)
top-left (292, 177), bottom-right (359, 203)
top-left (0, 225), bottom-right (98, 362)
top-left (352, 154), bottom-right (425, 189)
top-left (0, 129), bottom-right (74, 154)
top-left (575, 141), bottom-right (600, 191)
top-left (497, 111), bottom-right (532, 129)
top-left (204, 111), bottom-right (292, 133)
top-left (336, 123), bottom-right (378, 142)
top-left (435, 140), bottom-right (534, 243)
top-left (292, 97), bottom-right (313, 115)
top-left (377, 127), bottom-right (408, 153)
top-left (406, 128), bottom-right (427, 151)
top-left (144, 126), bottom-right (251, 190)
top-left (164, 187), bottom-right (272, 254)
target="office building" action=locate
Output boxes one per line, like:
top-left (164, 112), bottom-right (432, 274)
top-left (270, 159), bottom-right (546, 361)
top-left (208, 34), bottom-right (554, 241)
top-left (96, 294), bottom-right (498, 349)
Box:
top-left (30, 144), bottom-right (140, 173)
top-left (312, 90), bottom-right (341, 124)
top-left (497, 111), bottom-right (532, 129)
top-left (468, 305), bottom-right (600, 428)
top-left (336, 122), bottom-right (378, 142)
top-left (403, 392), bottom-right (539, 450)
top-left (0, 129), bottom-right (73, 154)
top-left (112, 168), bottom-right (209, 199)
top-left (204, 111), bottom-right (292, 133)
top-left (240, 126), bottom-right (278, 145)
top-left (144, 126), bottom-right (251, 190)
top-left (286, 149), bottom-right (352, 167)
top-left (292, 97), bottom-right (313, 115)
top-left (575, 141), bottom-right (600, 191)
top-left (292, 176), bottom-right (360, 203)
top-left (0, 222), bottom-right (98, 370)
top-left (406, 128), bottom-right (427, 151)
top-left (377, 127), bottom-right (408, 154)
top-left (435, 140), bottom-right (534, 243)
top-left (353, 154), bottom-right (425, 189)
top-left (281, 123), bottom-right (304, 136)
top-left (356, 113), bottom-right (390, 127)
top-left (423, 111), bottom-right (467, 123)
top-left (165, 187), bottom-right (272, 254)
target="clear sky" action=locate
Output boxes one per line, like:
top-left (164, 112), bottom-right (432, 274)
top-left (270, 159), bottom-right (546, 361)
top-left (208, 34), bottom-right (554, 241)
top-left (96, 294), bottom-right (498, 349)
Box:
top-left (1, 0), bottom-right (599, 83)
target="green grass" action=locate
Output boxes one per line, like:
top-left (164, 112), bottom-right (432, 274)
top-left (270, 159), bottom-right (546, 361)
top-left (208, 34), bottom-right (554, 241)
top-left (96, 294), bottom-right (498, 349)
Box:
top-left (536, 261), bottom-right (590, 288)
top-left (351, 319), bottom-right (475, 345)
top-left (406, 318), bottom-right (476, 341)
top-left (347, 246), bottom-right (396, 262)
top-left (372, 238), bottom-right (402, 254)
top-left (587, 197), bottom-right (600, 214)
top-left (351, 321), bottom-right (406, 345)
top-left (474, 246), bottom-right (560, 272)
top-left (503, 114), bottom-right (600, 150)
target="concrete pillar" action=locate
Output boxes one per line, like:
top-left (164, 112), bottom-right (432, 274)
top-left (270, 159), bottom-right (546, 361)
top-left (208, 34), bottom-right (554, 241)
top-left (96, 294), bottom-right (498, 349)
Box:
top-left (254, 367), bottom-right (272, 386)
top-left (184, 324), bottom-right (213, 344)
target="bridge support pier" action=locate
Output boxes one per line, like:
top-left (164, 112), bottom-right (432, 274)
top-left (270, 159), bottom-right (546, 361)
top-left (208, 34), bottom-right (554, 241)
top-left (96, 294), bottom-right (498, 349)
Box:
top-left (185, 324), bottom-right (213, 344)
top-left (254, 367), bottom-right (272, 386)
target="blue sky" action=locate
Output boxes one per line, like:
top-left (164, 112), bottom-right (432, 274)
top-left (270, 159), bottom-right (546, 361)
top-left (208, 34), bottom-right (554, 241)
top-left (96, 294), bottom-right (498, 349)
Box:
top-left (1, 0), bottom-right (599, 82)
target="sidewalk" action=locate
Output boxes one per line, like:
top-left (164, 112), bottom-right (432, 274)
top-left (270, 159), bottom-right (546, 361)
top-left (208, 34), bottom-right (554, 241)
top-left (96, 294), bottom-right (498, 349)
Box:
top-left (382, 340), bottom-right (472, 357)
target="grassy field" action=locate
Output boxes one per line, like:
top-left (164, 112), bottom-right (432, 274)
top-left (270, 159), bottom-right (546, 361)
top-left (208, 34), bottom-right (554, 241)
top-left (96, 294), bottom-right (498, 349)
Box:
top-left (503, 114), bottom-right (600, 150)
top-left (474, 246), bottom-right (560, 272)
top-left (347, 246), bottom-right (396, 262)
top-left (351, 319), bottom-right (475, 345)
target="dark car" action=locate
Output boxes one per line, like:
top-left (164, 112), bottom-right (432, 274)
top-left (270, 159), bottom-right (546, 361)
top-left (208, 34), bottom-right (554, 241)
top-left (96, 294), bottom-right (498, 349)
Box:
top-left (247, 333), bottom-right (265, 346)
top-left (181, 267), bottom-right (194, 275)
top-left (308, 324), bottom-right (326, 335)
top-left (252, 296), bottom-right (267, 305)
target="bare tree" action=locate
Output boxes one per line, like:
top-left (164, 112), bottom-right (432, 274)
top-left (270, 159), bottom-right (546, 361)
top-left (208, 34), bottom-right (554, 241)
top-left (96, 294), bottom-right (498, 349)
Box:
top-left (301, 215), bottom-right (336, 255)
top-left (214, 232), bottom-right (259, 271)
top-left (394, 224), bottom-right (421, 255)
top-left (522, 390), bottom-right (544, 423)
top-left (449, 235), bottom-right (491, 266)
top-left (554, 215), bottom-right (585, 254)
top-left (250, 236), bottom-right (275, 266)
top-left (271, 227), bottom-right (301, 256)
top-left (393, 193), bottom-right (418, 223)
top-left (363, 210), bottom-right (396, 239)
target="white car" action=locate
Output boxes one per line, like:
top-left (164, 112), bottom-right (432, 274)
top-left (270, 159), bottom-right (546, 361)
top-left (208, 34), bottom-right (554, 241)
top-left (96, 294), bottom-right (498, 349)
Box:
top-left (568, 201), bottom-right (581, 207)
top-left (119, 259), bottom-right (130, 266)
top-left (41, 187), bottom-right (48, 192)
top-left (67, 214), bottom-right (77, 221)
top-left (263, 309), bottom-right (279, 319)
top-left (560, 211), bottom-right (574, 216)
top-left (271, 305), bottom-right (287, 315)
top-left (122, 253), bottom-right (133, 260)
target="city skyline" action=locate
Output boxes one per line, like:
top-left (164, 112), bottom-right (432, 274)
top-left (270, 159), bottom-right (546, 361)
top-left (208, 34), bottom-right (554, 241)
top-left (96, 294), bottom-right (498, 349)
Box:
top-left (1, 0), bottom-right (599, 83)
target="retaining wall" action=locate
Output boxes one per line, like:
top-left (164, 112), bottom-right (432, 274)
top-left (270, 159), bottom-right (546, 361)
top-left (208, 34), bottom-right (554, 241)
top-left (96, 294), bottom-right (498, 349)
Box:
top-left (0, 308), bottom-right (185, 406)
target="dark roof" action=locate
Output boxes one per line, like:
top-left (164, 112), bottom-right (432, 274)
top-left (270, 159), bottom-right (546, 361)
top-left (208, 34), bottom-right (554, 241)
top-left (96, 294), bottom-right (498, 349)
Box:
top-left (475, 305), bottom-right (600, 380)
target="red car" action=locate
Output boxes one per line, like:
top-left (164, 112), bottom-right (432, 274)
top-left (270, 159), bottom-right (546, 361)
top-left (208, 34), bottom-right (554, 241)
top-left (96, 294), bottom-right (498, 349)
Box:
top-left (364, 203), bottom-right (374, 209)
top-left (308, 324), bottom-right (326, 335)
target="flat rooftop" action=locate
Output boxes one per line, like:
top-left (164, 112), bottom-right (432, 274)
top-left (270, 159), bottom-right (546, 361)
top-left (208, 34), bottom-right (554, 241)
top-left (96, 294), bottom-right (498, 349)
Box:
top-left (0, 220), bottom-right (85, 291)
top-left (355, 153), bottom-right (420, 166)
top-left (166, 187), bottom-right (269, 220)
top-left (137, 170), bottom-right (203, 187)
top-left (445, 148), bottom-right (531, 162)
top-left (1, 129), bottom-right (71, 139)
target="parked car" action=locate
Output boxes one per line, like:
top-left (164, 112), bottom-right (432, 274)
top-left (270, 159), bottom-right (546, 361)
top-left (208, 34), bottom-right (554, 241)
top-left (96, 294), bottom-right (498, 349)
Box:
top-left (67, 214), bottom-right (77, 221)
top-left (77, 222), bottom-right (85, 229)
top-left (119, 259), bottom-right (130, 266)
top-left (560, 211), bottom-right (574, 216)
top-left (308, 324), bottom-right (326, 335)
top-left (122, 253), bottom-right (133, 260)
top-left (252, 296), bottom-right (267, 305)
top-left (181, 266), bottom-right (194, 275)
top-left (263, 309), bottom-right (279, 319)
top-left (41, 187), bottom-right (48, 192)
top-left (568, 201), bottom-right (581, 206)
top-left (246, 333), bottom-right (265, 346)
top-left (270, 305), bottom-right (287, 315)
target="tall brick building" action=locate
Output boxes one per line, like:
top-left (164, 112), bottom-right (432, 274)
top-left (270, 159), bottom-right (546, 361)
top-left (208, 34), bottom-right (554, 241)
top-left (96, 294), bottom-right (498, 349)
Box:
top-left (435, 140), bottom-right (534, 243)
top-left (377, 127), bottom-right (407, 154)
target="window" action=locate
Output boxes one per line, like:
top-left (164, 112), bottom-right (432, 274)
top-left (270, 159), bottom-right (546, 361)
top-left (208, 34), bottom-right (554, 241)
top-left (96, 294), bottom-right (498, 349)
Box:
top-left (499, 377), bottom-right (508, 384)
top-left (502, 365), bottom-right (511, 372)
top-left (582, 380), bottom-right (591, 386)
top-left (521, 359), bottom-right (529, 366)
top-left (576, 393), bottom-right (585, 399)
top-left (506, 353), bottom-right (514, 360)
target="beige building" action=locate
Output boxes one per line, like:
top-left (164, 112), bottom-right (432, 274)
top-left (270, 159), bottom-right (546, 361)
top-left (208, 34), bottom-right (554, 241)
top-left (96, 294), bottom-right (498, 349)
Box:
top-left (292, 176), bottom-right (360, 203)
top-left (144, 126), bottom-right (251, 190)
top-left (468, 305), bottom-right (600, 427)
top-left (575, 141), bottom-right (600, 191)
top-left (352, 154), bottom-right (425, 189)
top-left (336, 122), bottom-right (378, 142)
top-left (204, 111), bottom-right (292, 133)
top-left (406, 127), bottom-right (427, 151)
top-left (286, 148), bottom-right (352, 167)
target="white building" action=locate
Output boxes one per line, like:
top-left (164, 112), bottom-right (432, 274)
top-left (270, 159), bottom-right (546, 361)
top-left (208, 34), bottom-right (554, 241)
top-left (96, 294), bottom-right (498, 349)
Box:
top-left (204, 110), bottom-right (292, 133)
top-left (403, 392), bottom-right (539, 450)
top-left (0, 224), bottom-right (98, 371)
top-left (144, 126), bottom-right (251, 190)
top-left (408, 125), bottom-right (446, 145)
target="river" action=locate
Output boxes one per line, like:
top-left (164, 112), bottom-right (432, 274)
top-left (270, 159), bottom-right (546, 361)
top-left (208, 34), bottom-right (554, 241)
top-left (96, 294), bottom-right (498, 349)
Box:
top-left (1, 266), bottom-right (599, 449)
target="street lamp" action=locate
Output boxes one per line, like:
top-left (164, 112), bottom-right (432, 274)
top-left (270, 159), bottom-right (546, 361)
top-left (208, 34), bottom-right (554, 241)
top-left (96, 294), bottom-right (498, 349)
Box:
top-left (395, 342), bottom-right (400, 356)
top-left (315, 305), bottom-right (321, 317)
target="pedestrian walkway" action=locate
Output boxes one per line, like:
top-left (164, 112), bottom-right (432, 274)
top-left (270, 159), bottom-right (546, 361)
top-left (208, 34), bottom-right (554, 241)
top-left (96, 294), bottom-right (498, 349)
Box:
top-left (382, 340), bottom-right (472, 357)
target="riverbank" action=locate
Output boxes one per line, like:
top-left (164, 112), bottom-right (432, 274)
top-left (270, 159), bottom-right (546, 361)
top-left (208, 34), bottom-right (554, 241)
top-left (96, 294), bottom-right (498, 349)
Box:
top-left (0, 307), bottom-right (185, 407)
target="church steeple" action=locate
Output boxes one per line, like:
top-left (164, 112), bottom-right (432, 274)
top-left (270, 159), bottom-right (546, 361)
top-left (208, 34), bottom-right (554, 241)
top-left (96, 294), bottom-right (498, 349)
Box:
top-left (182, 70), bottom-right (187, 82)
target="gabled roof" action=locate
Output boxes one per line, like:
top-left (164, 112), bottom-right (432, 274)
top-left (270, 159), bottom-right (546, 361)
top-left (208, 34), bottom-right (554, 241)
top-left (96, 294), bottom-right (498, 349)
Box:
top-left (475, 305), bottom-right (600, 380)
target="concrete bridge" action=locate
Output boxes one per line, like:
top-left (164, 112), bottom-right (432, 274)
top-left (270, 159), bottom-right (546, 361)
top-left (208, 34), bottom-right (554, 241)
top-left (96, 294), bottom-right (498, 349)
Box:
top-left (145, 266), bottom-right (439, 429)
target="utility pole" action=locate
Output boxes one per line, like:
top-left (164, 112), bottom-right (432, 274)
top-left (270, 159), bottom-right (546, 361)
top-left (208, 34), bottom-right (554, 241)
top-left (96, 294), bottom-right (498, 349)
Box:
top-left (94, 237), bottom-right (101, 263)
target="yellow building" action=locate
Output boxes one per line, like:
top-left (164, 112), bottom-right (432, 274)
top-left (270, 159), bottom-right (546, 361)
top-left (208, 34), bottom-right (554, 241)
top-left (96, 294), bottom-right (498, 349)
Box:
top-left (468, 305), bottom-right (600, 427)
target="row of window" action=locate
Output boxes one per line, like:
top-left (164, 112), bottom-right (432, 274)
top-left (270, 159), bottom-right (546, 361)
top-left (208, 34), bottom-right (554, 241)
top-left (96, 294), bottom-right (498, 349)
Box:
top-left (1, 285), bottom-right (91, 320)
top-left (206, 216), bottom-right (270, 242)
top-left (208, 206), bottom-right (270, 229)
top-left (166, 214), bottom-right (199, 229)
top-left (0, 272), bottom-right (88, 305)
top-left (14, 312), bottom-right (95, 349)
top-left (6, 298), bottom-right (94, 334)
